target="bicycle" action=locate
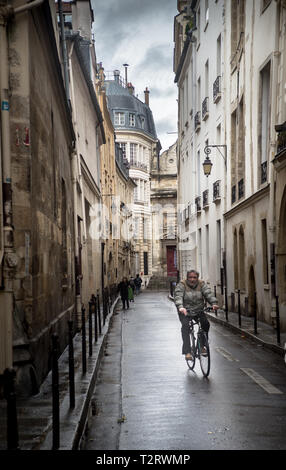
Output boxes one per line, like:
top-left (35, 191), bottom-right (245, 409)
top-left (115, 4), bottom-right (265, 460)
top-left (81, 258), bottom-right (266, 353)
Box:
top-left (185, 309), bottom-right (211, 377)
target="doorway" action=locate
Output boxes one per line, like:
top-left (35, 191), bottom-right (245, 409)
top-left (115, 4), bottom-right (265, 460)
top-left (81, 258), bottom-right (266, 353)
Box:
top-left (167, 246), bottom-right (177, 277)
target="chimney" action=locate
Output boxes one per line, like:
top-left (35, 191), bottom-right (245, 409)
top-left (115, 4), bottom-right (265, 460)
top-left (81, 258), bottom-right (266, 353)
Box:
top-left (144, 87), bottom-right (150, 106)
top-left (127, 82), bottom-right (135, 95)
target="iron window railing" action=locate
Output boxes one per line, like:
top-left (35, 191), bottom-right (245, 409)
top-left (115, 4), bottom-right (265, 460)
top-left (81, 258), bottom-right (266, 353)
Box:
top-left (202, 97), bottom-right (209, 120)
top-left (203, 189), bottom-right (209, 208)
top-left (213, 76), bottom-right (221, 103)
top-left (213, 180), bottom-right (221, 201)
top-left (195, 196), bottom-right (201, 212)
top-left (261, 161), bottom-right (267, 184)
top-left (194, 111), bottom-right (201, 132)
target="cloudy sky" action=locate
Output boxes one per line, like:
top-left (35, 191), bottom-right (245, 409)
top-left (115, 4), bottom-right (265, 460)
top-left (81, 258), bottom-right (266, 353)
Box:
top-left (91, 0), bottom-right (178, 152)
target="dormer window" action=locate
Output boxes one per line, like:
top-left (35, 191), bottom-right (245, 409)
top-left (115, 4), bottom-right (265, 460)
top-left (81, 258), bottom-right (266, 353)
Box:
top-left (114, 112), bottom-right (125, 125)
top-left (129, 113), bottom-right (136, 127)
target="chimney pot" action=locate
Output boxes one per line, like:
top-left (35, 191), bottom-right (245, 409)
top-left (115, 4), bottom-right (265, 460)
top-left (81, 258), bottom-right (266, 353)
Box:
top-left (144, 87), bottom-right (150, 106)
top-left (127, 82), bottom-right (135, 95)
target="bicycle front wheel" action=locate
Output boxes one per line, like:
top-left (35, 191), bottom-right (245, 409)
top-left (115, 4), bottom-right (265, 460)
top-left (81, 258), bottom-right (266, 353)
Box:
top-left (198, 332), bottom-right (210, 377)
top-left (186, 331), bottom-right (196, 370)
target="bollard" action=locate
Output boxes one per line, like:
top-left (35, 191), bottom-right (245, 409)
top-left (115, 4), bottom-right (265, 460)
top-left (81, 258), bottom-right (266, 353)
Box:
top-left (52, 333), bottom-right (60, 450)
top-left (4, 368), bottom-right (19, 450)
top-left (68, 320), bottom-right (75, 409)
top-left (93, 296), bottom-right (98, 342)
top-left (88, 302), bottom-right (93, 357)
top-left (81, 306), bottom-right (87, 374)
top-left (97, 294), bottom-right (102, 335)
top-left (238, 289), bottom-right (241, 328)
top-left (276, 295), bottom-right (281, 345)
top-left (224, 286), bottom-right (228, 322)
top-left (253, 292), bottom-right (258, 335)
top-left (214, 286), bottom-right (217, 316)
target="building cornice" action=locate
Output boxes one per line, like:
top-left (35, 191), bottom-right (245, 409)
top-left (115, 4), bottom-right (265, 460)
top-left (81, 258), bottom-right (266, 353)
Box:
top-left (224, 184), bottom-right (270, 220)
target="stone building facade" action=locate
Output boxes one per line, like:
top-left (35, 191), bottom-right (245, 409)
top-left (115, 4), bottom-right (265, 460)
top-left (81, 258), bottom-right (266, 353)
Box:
top-left (0, 0), bottom-right (76, 392)
top-left (150, 141), bottom-right (178, 280)
top-left (104, 71), bottom-right (161, 286)
top-left (64, 0), bottom-right (105, 327)
top-left (174, 0), bottom-right (286, 330)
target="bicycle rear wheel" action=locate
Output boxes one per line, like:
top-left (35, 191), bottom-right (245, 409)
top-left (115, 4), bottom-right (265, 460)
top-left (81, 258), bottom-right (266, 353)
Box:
top-left (186, 331), bottom-right (196, 370)
top-left (198, 332), bottom-right (210, 377)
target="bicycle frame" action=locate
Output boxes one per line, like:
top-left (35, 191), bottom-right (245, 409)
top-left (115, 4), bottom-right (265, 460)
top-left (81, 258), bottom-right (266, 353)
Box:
top-left (186, 313), bottom-right (211, 377)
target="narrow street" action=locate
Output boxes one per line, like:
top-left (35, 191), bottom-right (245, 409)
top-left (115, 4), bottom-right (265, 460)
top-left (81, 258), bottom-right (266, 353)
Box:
top-left (82, 291), bottom-right (286, 451)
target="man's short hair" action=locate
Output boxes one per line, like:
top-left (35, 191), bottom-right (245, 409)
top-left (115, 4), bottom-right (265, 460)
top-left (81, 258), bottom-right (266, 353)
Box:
top-left (186, 269), bottom-right (199, 278)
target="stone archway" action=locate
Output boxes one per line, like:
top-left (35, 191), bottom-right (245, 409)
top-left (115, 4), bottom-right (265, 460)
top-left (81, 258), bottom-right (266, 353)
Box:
top-left (248, 265), bottom-right (256, 316)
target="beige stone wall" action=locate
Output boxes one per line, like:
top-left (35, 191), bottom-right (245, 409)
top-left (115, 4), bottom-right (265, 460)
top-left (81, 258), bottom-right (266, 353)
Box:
top-left (1, 7), bottom-right (76, 387)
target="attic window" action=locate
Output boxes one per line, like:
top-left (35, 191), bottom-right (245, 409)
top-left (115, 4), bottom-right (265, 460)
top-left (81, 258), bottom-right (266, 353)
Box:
top-left (129, 113), bottom-right (135, 127)
top-left (114, 112), bottom-right (125, 125)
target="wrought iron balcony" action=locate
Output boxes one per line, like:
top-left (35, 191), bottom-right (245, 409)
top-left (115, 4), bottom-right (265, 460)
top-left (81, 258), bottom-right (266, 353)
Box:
top-left (202, 97), bottom-right (209, 121)
top-left (261, 161), bottom-right (267, 184)
top-left (129, 160), bottom-right (148, 171)
top-left (194, 111), bottom-right (201, 132)
top-left (213, 76), bottom-right (221, 103)
top-left (195, 196), bottom-right (201, 213)
top-left (202, 189), bottom-right (209, 208)
top-left (213, 180), bottom-right (221, 202)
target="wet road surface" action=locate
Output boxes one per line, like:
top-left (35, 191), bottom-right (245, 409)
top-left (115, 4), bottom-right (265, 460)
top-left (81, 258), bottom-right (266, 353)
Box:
top-left (82, 291), bottom-right (286, 450)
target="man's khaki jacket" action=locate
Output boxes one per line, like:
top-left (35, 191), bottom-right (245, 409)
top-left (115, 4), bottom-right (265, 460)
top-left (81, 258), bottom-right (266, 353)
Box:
top-left (174, 280), bottom-right (217, 315)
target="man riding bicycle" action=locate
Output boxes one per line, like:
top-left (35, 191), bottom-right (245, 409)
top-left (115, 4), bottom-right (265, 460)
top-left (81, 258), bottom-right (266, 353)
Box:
top-left (174, 270), bottom-right (219, 361)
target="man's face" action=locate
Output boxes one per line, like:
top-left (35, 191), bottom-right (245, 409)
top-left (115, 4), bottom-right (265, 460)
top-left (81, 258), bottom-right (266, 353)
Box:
top-left (187, 273), bottom-right (198, 286)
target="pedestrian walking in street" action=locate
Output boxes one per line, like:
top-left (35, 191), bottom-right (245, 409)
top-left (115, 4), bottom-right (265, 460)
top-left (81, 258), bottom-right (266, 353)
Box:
top-left (117, 277), bottom-right (130, 310)
top-left (128, 284), bottom-right (134, 303)
top-left (134, 274), bottom-right (143, 295)
top-left (129, 277), bottom-right (135, 300)
top-left (173, 270), bottom-right (219, 361)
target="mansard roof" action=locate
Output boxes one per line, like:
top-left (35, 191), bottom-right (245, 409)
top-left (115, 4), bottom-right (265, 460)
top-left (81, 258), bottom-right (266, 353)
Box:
top-left (104, 79), bottom-right (158, 140)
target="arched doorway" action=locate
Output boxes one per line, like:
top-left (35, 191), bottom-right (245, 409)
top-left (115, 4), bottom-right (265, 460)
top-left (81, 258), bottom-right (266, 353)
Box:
top-left (248, 265), bottom-right (256, 316)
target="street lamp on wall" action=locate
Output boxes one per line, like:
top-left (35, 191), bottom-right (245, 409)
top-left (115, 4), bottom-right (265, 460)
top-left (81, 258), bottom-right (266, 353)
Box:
top-left (203, 144), bottom-right (227, 177)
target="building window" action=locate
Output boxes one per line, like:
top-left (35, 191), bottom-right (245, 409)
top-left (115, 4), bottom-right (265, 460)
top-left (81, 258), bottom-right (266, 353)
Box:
top-left (129, 113), bottom-right (135, 127)
top-left (205, 0), bottom-right (209, 28)
top-left (119, 142), bottom-right (126, 159)
top-left (261, 0), bottom-right (271, 13)
top-left (130, 143), bottom-right (138, 165)
top-left (114, 112), bottom-right (125, 125)
top-left (259, 61), bottom-right (271, 185)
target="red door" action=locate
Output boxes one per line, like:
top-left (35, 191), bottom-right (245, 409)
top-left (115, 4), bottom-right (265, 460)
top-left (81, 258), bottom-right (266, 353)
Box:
top-left (166, 246), bottom-right (177, 277)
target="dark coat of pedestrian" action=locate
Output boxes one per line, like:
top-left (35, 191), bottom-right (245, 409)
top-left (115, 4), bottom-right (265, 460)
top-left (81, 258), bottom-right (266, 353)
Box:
top-left (118, 277), bottom-right (130, 309)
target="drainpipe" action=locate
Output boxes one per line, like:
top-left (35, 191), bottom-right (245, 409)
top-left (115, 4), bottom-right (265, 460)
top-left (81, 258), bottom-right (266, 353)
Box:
top-left (58, 0), bottom-right (71, 107)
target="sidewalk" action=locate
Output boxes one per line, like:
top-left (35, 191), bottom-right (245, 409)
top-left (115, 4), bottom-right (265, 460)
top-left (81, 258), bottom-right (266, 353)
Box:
top-left (0, 296), bottom-right (120, 451)
top-left (169, 294), bottom-right (286, 359)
